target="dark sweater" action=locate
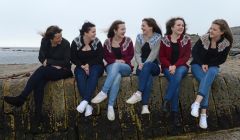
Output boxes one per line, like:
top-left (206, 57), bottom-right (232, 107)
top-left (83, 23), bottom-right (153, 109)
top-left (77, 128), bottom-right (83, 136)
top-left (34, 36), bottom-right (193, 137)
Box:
top-left (38, 38), bottom-right (71, 69)
top-left (112, 47), bottom-right (122, 59)
top-left (170, 42), bottom-right (179, 65)
top-left (141, 42), bottom-right (151, 59)
top-left (191, 34), bottom-right (231, 67)
top-left (70, 38), bottom-right (104, 67)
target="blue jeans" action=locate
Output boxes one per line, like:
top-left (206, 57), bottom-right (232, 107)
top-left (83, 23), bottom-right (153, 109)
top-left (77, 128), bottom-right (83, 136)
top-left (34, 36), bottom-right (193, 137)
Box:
top-left (75, 65), bottom-right (104, 102)
top-left (136, 62), bottom-right (160, 105)
top-left (163, 66), bottom-right (188, 112)
top-left (102, 62), bottom-right (131, 106)
top-left (191, 64), bottom-right (219, 109)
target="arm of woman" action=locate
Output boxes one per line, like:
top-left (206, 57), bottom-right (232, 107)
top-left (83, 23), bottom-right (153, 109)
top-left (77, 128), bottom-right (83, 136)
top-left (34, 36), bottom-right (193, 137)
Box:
top-left (103, 43), bottom-right (116, 64)
top-left (174, 39), bottom-right (191, 67)
top-left (70, 40), bottom-right (82, 67)
top-left (134, 40), bottom-right (143, 65)
top-left (207, 46), bottom-right (231, 66)
top-left (159, 41), bottom-right (171, 68)
top-left (145, 39), bottom-right (161, 63)
top-left (192, 39), bottom-right (204, 65)
top-left (38, 38), bottom-right (48, 64)
top-left (122, 40), bottom-right (134, 64)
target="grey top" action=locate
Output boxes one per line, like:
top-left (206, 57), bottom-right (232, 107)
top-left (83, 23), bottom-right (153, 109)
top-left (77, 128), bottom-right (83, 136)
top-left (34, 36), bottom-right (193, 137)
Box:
top-left (134, 33), bottom-right (162, 65)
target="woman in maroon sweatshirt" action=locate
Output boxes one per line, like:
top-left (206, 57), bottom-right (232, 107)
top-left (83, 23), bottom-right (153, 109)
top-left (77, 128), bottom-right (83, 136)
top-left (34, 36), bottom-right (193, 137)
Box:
top-left (91, 20), bottom-right (134, 121)
top-left (159, 17), bottom-right (191, 126)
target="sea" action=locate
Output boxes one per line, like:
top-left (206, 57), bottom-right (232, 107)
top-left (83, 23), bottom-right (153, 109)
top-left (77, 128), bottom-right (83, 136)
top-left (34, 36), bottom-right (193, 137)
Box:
top-left (0, 47), bottom-right (39, 64)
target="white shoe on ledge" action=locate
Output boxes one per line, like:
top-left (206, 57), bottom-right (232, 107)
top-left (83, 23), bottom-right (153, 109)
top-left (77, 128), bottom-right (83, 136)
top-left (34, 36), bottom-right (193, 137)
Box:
top-left (76, 100), bottom-right (88, 113)
top-left (126, 92), bottom-right (142, 104)
top-left (91, 91), bottom-right (107, 104)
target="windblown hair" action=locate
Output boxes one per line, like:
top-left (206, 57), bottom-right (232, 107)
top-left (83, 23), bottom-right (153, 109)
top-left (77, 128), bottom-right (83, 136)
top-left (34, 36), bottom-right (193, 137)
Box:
top-left (142, 18), bottom-right (162, 35)
top-left (165, 17), bottom-right (187, 35)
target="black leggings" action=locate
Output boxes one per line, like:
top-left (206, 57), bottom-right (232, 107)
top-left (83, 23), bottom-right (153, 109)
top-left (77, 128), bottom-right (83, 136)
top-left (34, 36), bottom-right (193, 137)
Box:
top-left (20, 66), bottom-right (72, 113)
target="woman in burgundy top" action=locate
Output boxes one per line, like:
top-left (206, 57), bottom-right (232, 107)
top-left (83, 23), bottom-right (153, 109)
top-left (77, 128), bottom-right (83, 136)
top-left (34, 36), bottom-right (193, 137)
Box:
top-left (159, 17), bottom-right (191, 126)
top-left (91, 20), bottom-right (134, 121)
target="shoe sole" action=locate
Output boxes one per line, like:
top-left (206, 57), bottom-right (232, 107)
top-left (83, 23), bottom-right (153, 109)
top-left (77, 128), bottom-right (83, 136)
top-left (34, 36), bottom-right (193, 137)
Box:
top-left (91, 97), bottom-right (107, 104)
top-left (199, 124), bottom-right (207, 129)
top-left (126, 99), bottom-right (141, 104)
top-left (191, 111), bottom-right (199, 117)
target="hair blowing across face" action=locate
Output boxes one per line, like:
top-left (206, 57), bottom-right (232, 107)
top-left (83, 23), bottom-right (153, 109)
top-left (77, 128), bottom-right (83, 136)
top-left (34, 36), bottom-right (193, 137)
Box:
top-left (42, 25), bottom-right (62, 40)
top-left (212, 19), bottom-right (233, 47)
top-left (165, 17), bottom-right (186, 35)
top-left (107, 20), bottom-right (125, 38)
top-left (142, 18), bottom-right (162, 35)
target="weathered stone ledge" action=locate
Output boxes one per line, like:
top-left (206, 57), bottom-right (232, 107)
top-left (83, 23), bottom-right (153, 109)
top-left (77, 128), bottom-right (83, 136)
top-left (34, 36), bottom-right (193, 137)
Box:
top-left (0, 72), bottom-right (240, 140)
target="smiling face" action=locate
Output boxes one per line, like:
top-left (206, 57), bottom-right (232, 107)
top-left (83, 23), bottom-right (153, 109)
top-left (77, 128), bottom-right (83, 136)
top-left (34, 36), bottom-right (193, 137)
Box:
top-left (84, 27), bottom-right (96, 41)
top-left (171, 19), bottom-right (185, 36)
top-left (114, 23), bottom-right (126, 39)
top-left (209, 23), bottom-right (224, 39)
top-left (141, 21), bottom-right (153, 35)
top-left (51, 33), bottom-right (62, 45)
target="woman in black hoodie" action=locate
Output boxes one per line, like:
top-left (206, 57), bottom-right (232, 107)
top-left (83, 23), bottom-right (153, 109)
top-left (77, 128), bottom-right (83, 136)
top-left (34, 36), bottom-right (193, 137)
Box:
top-left (4, 25), bottom-right (73, 122)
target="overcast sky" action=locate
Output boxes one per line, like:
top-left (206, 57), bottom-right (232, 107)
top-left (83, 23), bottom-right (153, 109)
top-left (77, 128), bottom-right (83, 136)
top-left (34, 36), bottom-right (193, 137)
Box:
top-left (0, 0), bottom-right (239, 47)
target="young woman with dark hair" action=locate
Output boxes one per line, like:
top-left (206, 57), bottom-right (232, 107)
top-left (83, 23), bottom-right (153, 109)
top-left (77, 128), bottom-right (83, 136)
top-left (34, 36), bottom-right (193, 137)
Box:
top-left (91, 20), bottom-right (134, 121)
top-left (4, 25), bottom-right (73, 122)
top-left (160, 17), bottom-right (191, 126)
top-left (71, 22), bottom-right (104, 117)
top-left (126, 18), bottom-right (162, 114)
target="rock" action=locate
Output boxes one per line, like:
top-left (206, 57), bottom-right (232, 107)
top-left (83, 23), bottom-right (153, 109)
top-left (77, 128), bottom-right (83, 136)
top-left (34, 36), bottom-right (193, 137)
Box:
top-left (1, 70), bottom-right (240, 139)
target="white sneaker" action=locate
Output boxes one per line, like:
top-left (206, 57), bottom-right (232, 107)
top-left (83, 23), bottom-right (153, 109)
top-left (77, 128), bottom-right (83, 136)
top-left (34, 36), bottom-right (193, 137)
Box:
top-left (141, 105), bottom-right (150, 114)
top-left (107, 106), bottom-right (115, 121)
top-left (91, 91), bottom-right (107, 104)
top-left (126, 92), bottom-right (142, 104)
top-left (85, 105), bottom-right (93, 117)
top-left (199, 114), bottom-right (208, 129)
top-left (76, 100), bottom-right (88, 113)
top-left (191, 102), bottom-right (200, 117)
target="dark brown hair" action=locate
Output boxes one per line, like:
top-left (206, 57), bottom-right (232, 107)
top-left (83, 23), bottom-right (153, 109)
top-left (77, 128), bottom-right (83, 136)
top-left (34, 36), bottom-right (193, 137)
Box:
top-left (142, 18), bottom-right (162, 35)
top-left (80, 22), bottom-right (95, 36)
top-left (165, 17), bottom-right (186, 35)
top-left (107, 20), bottom-right (125, 38)
top-left (212, 19), bottom-right (233, 47)
top-left (41, 25), bottom-right (62, 40)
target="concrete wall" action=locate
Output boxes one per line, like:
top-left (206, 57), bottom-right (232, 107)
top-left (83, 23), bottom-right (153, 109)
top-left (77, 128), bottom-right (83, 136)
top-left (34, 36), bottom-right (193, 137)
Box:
top-left (0, 73), bottom-right (240, 140)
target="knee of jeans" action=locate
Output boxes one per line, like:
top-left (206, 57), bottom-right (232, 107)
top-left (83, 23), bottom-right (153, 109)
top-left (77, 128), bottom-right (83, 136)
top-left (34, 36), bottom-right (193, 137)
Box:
top-left (142, 62), bottom-right (153, 71)
top-left (108, 63), bottom-right (120, 72)
top-left (91, 67), bottom-right (103, 76)
top-left (143, 62), bottom-right (153, 67)
top-left (178, 66), bottom-right (188, 73)
top-left (208, 67), bottom-right (219, 75)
